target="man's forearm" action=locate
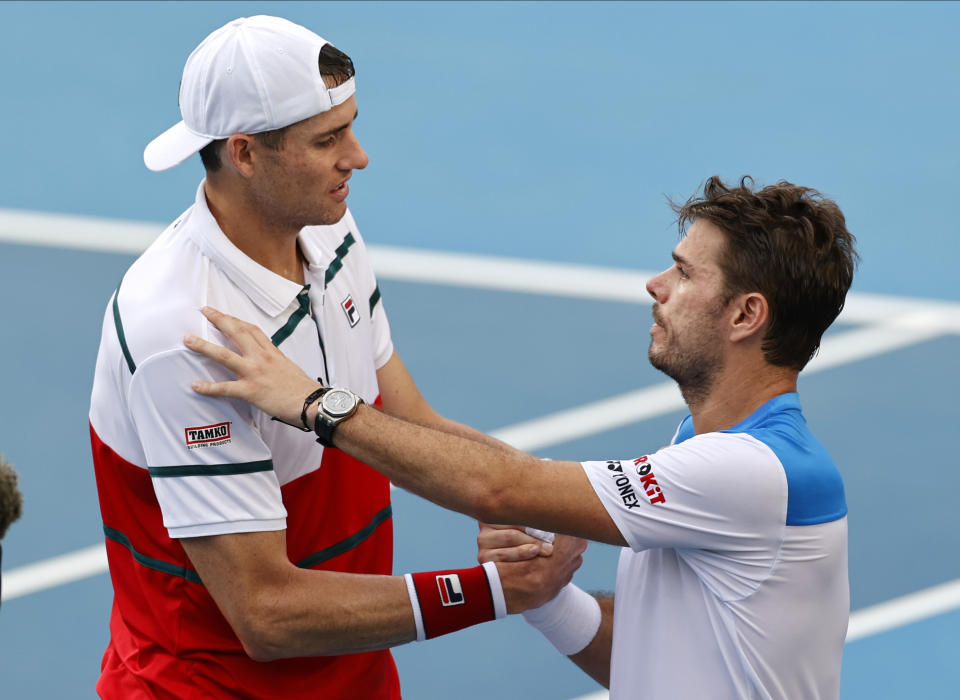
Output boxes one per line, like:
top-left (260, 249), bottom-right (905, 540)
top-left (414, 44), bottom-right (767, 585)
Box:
top-left (182, 533), bottom-right (418, 661)
top-left (184, 531), bottom-right (516, 661)
top-left (258, 570), bottom-right (417, 658)
top-left (312, 402), bottom-right (623, 546)
top-left (328, 403), bottom-right (534, 522)
top-left (412, 412), bottom-right (523, 456)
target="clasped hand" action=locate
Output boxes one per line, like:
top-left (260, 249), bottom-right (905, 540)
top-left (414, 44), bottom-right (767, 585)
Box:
top-left (478, 523), bottom-right (587, 614)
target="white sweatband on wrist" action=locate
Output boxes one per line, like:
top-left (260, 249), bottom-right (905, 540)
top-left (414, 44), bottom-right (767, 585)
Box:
top-left (524, 526), bottom-right (555, 544)
top-left (482, 560), bottom-right (508, 620)
top-left (403, 573), bottom-right (426, 642)
top-left (522, 583), bottom-right (601, 656)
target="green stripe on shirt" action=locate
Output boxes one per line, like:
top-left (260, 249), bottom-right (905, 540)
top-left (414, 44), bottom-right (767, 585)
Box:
top-left (148, 460), bottom-right (274, 478)
top-left (324, 232), bottom-right (356, 285)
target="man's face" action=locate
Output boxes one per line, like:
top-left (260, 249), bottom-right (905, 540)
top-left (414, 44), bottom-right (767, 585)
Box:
top-left (645, 219), bottom-right (732, 402)
top-left (248, 95), bottom-right (369, 229)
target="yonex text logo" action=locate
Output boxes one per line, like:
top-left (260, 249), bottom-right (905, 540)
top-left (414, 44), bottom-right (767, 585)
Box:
top-left (436, 574), bottom-right (465, 607)
top-left (184, 422), bottom-right (232, 449)
top-left (341, 295), bottom-right (361, 327)
top-left (606, 460), bottom-right (641, 510)
top-left (633, 456), bottom-right (666, 505)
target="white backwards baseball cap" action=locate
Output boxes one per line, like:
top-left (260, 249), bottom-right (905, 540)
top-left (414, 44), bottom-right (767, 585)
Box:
top-left (144, 15), bottom-right (356, 172)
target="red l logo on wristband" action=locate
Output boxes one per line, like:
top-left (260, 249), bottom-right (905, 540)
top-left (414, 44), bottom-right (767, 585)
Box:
top-left (436, 574), bottom-right (465, 606)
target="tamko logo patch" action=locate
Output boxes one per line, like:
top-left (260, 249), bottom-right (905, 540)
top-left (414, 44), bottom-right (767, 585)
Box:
top-left (185, 422), bottom-right (232, 449)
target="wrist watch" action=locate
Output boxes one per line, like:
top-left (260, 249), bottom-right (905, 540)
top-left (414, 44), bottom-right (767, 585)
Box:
top-left (313, 387), bottom-right (363, 447)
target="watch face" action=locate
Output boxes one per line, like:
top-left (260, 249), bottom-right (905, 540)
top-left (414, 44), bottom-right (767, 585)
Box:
top-left (323, 389), bottom-right (357, 417)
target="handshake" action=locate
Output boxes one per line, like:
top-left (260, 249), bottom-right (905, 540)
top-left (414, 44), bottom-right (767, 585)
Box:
top-left (477, 523), bottom-right (600, 657)
top-left (476, 523), bottom-right (570, 612)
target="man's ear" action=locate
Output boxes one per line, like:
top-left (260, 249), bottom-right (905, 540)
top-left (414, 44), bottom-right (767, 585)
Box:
top-left (728, 292), bottom-right (769, 343)
top-left (221, 133), bottom-right (257, 177)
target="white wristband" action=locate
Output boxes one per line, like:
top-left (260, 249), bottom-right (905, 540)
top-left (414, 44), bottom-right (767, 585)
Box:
top-left (403, 573), bottom-right (426, 642)
top-left (482, 560), bottom-right (508, 620)
top-left (523, 526), bottom-right (555, 544)
top-left (522, 583), bottom-right (601, 656)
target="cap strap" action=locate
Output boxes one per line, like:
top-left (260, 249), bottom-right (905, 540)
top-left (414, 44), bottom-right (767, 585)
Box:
top-left (327, 76), bottom-right (356, 107)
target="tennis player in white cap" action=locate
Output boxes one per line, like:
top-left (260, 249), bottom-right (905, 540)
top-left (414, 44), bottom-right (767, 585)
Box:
top-left (89, 15), bottom-right (585, 699)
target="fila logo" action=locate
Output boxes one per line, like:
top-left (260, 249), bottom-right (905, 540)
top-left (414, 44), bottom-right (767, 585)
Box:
top-left (184, 421), bottom-right (232, 449)
top-left (341, 295), bottom-right (361, 327)
top-left (436, 574), bottom-right (465, 607)
top-left (633, 456), bottom-right (666, 505)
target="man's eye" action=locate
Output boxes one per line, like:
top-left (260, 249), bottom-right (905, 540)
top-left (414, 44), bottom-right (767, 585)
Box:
top-left (316, 136), bottom-right (336, 148)
top-left (676, 265), bottom-right (688, 278)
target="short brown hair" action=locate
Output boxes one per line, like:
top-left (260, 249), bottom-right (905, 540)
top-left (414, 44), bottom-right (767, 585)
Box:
top-left (199, 43), bottom-right (356, 172)
top-left (673, 176), bottom-right (858, 371)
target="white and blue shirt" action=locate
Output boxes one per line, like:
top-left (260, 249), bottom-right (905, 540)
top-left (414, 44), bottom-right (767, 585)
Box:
top-left (582, 393), bottom-right (849, 699)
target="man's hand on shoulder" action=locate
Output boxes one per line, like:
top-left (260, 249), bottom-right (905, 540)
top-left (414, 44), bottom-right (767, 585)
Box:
top-left (185, 306), bottom-right (322, 425)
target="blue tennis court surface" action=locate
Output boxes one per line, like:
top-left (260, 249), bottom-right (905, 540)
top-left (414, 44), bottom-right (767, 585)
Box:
top-left (2, 2), bottom-right (959, 698)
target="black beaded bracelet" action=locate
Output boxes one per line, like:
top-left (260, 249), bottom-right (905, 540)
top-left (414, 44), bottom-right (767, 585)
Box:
top-left (300, 382), bottom-right (327, 430)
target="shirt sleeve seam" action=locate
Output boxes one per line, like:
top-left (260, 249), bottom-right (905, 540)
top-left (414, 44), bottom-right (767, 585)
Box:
top-left (716, 434), bottom-right (788, 604)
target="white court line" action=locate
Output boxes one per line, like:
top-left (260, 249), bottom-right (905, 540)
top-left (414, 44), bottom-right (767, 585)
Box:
top-left (845, 577), bottom-right (960, 641)
top-left (367, 247), bottom-right (960, 331)
top-left (3, 207), bottom-right (960, 326)
top-left (492, 382), bottom-right (684, 453)
top-left (3, 208), bottom-right (960, 645)
top-left (493, 315), bottom-right (951, 454)
top-left (0, 208), bottom-right (163, 254)
top-left (1, 544), bottom-right (107, 602)
top-left (806, 311), bottom-right (952, 374)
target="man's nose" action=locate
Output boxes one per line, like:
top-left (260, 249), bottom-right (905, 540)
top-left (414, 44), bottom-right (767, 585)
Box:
top-left (340, 131), bottom-right (369, 171)
top-left (646, 269), bottom-right (668, 302)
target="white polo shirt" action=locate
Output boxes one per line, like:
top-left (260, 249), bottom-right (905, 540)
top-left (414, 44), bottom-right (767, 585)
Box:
top-left (582, 393), bottom-right (849, 700)
top-left (90, 180), bottom-right (394, 538)
top-left (89, 181), bottom-right (401, 697)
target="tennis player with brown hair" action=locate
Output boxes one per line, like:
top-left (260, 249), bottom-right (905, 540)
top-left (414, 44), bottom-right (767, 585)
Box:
top-left (187, 176), bottom-right (857, 699)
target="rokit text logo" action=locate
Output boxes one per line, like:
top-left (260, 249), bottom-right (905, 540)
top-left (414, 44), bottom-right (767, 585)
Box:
top-left (633, 456), bottom-right (666, 505)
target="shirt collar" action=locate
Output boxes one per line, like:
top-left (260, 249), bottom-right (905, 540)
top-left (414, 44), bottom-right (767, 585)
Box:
top-left (726, 392), bottom-right (802, 433)
top-left (188, 180), bottom-right (307, 318)
top-left (675, 392), bottom-right (802, 445)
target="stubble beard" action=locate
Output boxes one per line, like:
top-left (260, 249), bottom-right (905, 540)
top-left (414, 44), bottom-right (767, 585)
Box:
top-left (648, 329), bottom-right (724, 409)
top-left (252, 160), bottom-right (346, 232)
top-left (254, 185), bottom-right (344, 232)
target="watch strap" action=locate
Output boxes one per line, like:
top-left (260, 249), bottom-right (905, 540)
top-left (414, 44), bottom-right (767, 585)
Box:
top-left (300, 383), bottom-right (328, 430)
top-left (313, 408), bottom-right (337, 447)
